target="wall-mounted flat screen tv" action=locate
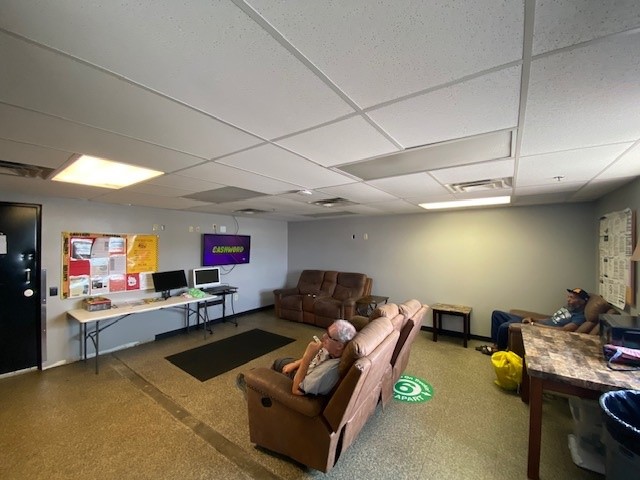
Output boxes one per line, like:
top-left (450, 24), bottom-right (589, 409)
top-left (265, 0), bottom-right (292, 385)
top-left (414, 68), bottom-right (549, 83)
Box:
top-left (202, 234), bottom-right (251, 266)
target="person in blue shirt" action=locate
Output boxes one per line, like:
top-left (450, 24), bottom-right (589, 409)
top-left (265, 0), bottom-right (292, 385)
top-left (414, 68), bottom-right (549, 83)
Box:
top-left (477, 288), bottom-right (589, 355)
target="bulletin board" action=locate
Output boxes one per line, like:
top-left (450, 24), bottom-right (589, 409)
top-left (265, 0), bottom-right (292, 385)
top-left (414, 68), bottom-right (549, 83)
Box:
top-left (598, 208), bottom-right (635, 308)
top-left (62, 232), bottom-right (159, 299)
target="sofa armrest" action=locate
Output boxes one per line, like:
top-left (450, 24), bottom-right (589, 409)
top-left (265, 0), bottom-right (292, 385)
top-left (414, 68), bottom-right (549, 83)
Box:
top-left (244, 367), bottom-right (325, 418)
top-left (274, 287), bottom-right (300, 298)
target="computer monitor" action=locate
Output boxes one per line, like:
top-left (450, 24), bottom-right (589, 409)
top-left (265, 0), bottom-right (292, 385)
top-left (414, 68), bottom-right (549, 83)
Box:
top-left (151, 270), bottom-right (188, 299)
top-left (191, 267), bottom-right (221, 290)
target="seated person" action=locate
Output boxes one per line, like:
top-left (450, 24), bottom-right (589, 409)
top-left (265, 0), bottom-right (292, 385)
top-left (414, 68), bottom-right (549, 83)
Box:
top-left (477, 287), bottom-right (589, 355)
top-left (236, 319), bottom-right (356, 397)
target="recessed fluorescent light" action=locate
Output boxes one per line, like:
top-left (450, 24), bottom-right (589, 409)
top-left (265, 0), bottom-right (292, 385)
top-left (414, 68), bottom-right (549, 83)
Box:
top-left (419, 196), bottom-right (511, 210)
top-left (52, 155), bottom-right (163, 189)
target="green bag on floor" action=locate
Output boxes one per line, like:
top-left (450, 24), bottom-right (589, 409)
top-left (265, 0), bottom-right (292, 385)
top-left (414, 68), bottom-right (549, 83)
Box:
top-left (491, 351), bottom-right (523, 391)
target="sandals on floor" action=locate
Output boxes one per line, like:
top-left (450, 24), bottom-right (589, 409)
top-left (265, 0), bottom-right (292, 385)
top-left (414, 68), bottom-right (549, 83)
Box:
top-left (476, 345), bottom-right (497, 355)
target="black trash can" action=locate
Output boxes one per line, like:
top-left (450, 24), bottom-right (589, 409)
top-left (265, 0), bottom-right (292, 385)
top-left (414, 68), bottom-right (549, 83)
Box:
top-left (599, 390), bottom-right (640, 479)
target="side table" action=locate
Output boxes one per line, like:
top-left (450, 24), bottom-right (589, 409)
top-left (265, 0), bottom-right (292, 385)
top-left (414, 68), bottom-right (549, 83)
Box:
top-left (431, 303), bottom-right (472, 348)
top-left (355, 295), bottom-right (389, 316)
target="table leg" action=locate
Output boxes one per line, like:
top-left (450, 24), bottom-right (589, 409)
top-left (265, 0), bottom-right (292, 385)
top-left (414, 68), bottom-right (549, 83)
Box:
top-left (527, 376), bottom-right (543, 480)
top-left (432, 311), bottom-right (439, 342)
top-left (94, 320), bottom-right (100, 375)
top-left (463, 313), bottom-right (469, 348)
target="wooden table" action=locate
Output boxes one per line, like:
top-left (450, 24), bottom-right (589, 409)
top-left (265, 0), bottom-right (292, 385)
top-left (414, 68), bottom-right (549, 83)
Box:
top-left (430, 303), bottom-right (472, 347)
top-left (521, 326), bottom-right (640, 480)
top-left (355, 294), bottom-right (389, 316)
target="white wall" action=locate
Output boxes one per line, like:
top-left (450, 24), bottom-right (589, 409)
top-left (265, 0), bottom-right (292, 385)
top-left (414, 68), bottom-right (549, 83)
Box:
top-left (287, 203), bottom-right (597, 338)
top-left (2, 191), bottom-right (288, 369)
top-left (596, 177), bottom-right (640, 317)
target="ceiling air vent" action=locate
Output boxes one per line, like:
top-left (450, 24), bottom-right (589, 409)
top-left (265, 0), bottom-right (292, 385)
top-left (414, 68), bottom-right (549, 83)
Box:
top-left (0, 159), bottom-right (56, 179)
top-left (310, 197), bottom-right (355, 208)
top-left (445, 177), bottom-right (512, 194)
top-left (233, 208), bottom-right (270, 215)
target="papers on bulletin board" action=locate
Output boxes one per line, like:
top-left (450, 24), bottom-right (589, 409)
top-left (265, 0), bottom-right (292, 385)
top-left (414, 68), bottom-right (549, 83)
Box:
top-left (598, 208), bottom-right (633, 309)
top-left (62, 232), bottom-right (159, 299)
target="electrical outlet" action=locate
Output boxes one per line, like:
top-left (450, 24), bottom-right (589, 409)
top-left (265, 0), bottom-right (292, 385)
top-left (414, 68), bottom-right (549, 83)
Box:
top-left (212, 224), bottom-right (217, 232)
top-left (188, 226), bottom-right (194, 232)
top-left (195, 226), bottom-right (200, 232)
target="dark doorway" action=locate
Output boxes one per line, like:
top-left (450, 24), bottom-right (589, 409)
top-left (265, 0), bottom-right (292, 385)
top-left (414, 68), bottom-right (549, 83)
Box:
top-left (0, 202), bottom-right (42, 374)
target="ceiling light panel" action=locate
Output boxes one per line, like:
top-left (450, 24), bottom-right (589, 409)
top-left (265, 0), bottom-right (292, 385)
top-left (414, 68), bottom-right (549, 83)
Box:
top-left (247, 0), bottom-right (523, 107)
top-left (341, 130), bottom-right (512, 181)
top-left (52, 155), bottom-right (162, 189)
top-left (275, 116), bottom-right (398, 167)
top-left (517, 144), bottom-right (631, 187)
top-left (218, 144), bottom-right (353, 189)
top-left (367, 66), bottom-right (521, 149)
top-left (532, 1), bottom-right (640, 55)
top-left (521, 33), bottom-right (640, 156)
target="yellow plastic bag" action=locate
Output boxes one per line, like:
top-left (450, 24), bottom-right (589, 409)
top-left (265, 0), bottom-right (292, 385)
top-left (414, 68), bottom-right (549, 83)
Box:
top-left (491, 351), bottom-right (523, 390)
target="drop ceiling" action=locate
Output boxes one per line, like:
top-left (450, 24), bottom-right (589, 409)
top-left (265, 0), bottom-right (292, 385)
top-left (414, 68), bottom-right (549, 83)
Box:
top-left (0, 1), bottom-right (639, 221)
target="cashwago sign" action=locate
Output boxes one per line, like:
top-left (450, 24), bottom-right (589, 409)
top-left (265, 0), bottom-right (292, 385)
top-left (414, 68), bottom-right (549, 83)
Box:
top-left (393, 375), bottom-right (434, 403)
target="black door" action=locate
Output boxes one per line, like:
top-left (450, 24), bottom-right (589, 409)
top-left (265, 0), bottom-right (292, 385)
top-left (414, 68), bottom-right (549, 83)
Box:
top-left (0, 202), bottom-right (42, 374)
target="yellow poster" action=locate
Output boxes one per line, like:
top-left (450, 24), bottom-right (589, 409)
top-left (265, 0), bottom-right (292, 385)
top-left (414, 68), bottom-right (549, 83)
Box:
top-left (127, 235), bottom-right (159, 273)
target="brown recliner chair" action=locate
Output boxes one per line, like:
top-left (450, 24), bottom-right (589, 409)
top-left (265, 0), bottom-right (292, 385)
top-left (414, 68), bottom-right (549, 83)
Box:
top-left (243, 316), bottom-right (399, 472)
top-left (274, 270), bottom-right (327, 322)
top-left (508, 293), bottom-right (616, 401)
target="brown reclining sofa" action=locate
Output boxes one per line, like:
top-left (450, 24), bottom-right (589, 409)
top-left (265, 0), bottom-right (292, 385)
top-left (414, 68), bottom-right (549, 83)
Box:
top-left (273, 270), bottom-right (372, 327)
top-left (243, 299), bottom-right (427, 472)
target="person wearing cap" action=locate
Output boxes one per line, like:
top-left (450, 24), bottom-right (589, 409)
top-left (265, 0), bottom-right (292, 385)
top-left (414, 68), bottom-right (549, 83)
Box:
top-left (476, 288), bottom-right (590, 355)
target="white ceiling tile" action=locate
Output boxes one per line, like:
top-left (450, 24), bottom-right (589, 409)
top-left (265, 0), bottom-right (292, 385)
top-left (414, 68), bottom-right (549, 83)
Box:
top-left (515, 182), bottom-right (584, 196)
top-left (175, 162), bottom-right (299, 195)
top-left (521, 33), bottom-right (640, 155)
top-left (596, 143), bottom-right (640, 180)
top-left (367, 172), bottom-right (449, 198)
top-left (516, 144), bottom-right (630, 187)
top-left (218, 144), bottom-right (354, 189)
top-left (0, 32), bottom-right (260, 159)
top-left (275, 116), bottom-right (398, 167)
top-left (533, 0), bottom-right (640, 55)
top-left (0, 138), bottom-right (72, 169)
top-left (124, 183), bottom-right (194, 198)
top-left (92, 191), bottom-right (209, 210)
top-left (430, 159), bottom-right (515, 184)
top-left (368, 66), bottom-right (521, 148)
top-left (316, 182), bottom-right (397, 204)
top-left (247, 0), bottom-right (523, 107)
top-left (0, 104), bottom-right (205, 173)
top-left (569, 178), bottom-right (632, 202)
top-left (139, 174), bottom-right (224, 193)
top-left (359, 199), bottom-right (424, 214)
top-left (0, 174), bottom-right (108, 200)
top-left (0, 1), bottom-right (354, 139)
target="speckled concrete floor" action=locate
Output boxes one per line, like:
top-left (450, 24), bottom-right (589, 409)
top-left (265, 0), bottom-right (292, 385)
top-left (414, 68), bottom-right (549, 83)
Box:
top-left (0, 310), bottom-right (604, 480)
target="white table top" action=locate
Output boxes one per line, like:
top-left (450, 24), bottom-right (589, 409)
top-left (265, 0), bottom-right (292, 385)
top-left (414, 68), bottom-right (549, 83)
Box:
top-left (67, 294), bottom-right (218, 324)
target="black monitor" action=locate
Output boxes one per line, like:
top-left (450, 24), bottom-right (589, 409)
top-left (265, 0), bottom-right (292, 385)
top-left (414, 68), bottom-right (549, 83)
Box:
top-left (151, 270), bottom-right (188, 299)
